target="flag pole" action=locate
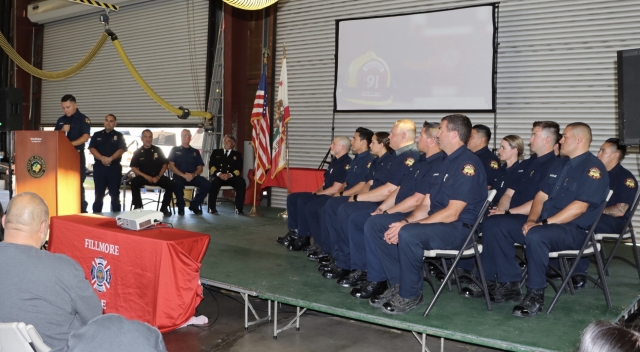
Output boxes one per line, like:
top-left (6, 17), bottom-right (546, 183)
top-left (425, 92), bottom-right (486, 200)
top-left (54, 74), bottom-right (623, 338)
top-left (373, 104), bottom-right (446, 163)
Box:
top-left (248, 54), bottom-right (269, 217)
top-left (278, 43), bottom-right (289, 218)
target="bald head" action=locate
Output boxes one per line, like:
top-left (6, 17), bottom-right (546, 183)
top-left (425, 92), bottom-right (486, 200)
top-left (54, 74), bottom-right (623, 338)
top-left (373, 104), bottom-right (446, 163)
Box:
top-left (3, 192), bottom-right (49, 248)
top-left (389, 119), bottom-right (416, 150)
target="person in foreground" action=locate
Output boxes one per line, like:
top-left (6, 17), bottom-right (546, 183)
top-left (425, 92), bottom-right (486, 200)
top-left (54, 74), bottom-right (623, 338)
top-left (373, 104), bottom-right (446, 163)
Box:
top-left (52, 314), bottom-right (167, 352)
top-left (0, 192), bottom-right (102, 349)
top-left (578, 320), bottom-right (640, 352)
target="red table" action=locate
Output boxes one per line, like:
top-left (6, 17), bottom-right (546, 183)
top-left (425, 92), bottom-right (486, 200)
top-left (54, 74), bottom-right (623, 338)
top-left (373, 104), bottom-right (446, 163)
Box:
top-left (48, 214), bottom-right (210, 332)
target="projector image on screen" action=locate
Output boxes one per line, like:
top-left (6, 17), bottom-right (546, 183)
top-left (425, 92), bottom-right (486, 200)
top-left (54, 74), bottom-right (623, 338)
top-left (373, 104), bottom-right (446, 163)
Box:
top-left (116, 209), bottom-right (163, 230)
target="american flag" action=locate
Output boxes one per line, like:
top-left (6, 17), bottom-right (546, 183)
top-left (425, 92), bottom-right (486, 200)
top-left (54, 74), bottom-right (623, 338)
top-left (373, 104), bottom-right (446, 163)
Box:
top-left (251, 64), bottom-right (271, 184)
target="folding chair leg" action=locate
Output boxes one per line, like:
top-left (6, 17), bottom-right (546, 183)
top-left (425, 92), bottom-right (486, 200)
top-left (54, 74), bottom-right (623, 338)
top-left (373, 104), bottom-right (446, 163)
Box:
top-left (631, 231), bottom-right (640, 280)
top-left (561, 259), bottom-right (575, 295)
top-left (156, 190), bottom-right (162, 211)
top-left (423, 260), bottom-right (436, 295)
top-left (474, 244), bottom-right (492, 311)
top-left (441, 259), bottom-right (453, 293)
top-left (592, 242), bottom-right (612, 308)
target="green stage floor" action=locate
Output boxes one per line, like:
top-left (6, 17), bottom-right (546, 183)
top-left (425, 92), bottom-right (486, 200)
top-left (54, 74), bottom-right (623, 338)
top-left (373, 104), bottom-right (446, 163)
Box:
top-left (169, 205), bottom-right (640, 352)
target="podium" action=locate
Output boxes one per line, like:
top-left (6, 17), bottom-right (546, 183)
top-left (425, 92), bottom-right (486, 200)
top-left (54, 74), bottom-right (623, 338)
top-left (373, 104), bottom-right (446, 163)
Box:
top-left (14, 131), bottom-right (80, 216)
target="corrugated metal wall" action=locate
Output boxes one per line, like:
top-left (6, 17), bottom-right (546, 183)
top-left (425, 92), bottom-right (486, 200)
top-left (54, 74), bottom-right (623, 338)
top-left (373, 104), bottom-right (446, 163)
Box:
top-left (41, 0), bottom-right (208, 126)
top-left (272, 0), bottom-right (640, 234)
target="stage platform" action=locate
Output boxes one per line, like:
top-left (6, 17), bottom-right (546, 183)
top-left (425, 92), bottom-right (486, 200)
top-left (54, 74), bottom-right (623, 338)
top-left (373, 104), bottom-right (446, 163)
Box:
top-left (165, 204), bottom-right (639, 352)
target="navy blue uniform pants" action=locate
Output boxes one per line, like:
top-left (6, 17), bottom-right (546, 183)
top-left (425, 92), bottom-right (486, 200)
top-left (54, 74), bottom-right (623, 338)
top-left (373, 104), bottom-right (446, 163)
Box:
top-left (286, 192), bottom-right (318, 235)
top-left (364, 212), bottom-right (409, 283)
top-left (324, 196), bottom-right (350, 254)
top-left (335, 201), bottom-right (380, 269)
top-left (304, 195), bottom-right (331, 240)
top-left (173, 175), bottom-right (211, 209)
top-left (93, 162), bottom-right (122, 212)
top-left (209, 176), bottom-right (247, 211)
top-left (131, 175), bottom-right (174, 209)
top-left (368, 220), bottom-right (469, 298)
top-left (79, 151), bottom-right (87, 213)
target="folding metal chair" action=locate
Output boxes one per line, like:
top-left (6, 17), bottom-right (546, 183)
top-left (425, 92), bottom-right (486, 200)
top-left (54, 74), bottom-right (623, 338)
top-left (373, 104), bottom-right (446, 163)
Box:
top-left (423, 189), bottom-right (497, 316)
top-left (546, 190), bottom-right (613, 314)
top-left (594, 188), bottom-right (640, 279)
top-left (0, 322), bottom-right (51, 352)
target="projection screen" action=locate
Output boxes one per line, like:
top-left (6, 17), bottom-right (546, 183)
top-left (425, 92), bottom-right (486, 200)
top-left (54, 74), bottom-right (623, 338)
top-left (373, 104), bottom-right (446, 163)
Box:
top-left (334, 4), bottom-right (497, 112)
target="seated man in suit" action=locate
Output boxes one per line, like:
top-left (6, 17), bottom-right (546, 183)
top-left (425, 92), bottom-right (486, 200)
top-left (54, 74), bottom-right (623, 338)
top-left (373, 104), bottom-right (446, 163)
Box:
top-left (168, 129), bottom-right (211, 216)
top-left (208, 135), bottom-right (246, 214)
top-left (0, 192), bottom-right (102, 349)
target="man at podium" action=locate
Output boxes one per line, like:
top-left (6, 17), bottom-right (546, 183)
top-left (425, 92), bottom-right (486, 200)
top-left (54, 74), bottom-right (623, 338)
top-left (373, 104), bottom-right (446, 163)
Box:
top-left (54, 95), bottom-right (91, 213)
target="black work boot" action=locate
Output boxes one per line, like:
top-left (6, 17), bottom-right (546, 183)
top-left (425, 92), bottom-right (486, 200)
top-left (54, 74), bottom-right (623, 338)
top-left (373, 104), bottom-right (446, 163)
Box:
top-left (512, 287), bottom-right (545, 317)
top-left (369, 284), bottom-right (399, 307)
top-left (460, 281), bottom-right (497, 299)
top-left (337, 270), bottom-right (367, 288)
top-left (287, 236), bottom-right (311, 251)
top-left (382, 293), bottom-right (424, 315)
top-left (490, 282), bottom-right (522, 303)
top-left (277, 230), bottom-right (298, 246)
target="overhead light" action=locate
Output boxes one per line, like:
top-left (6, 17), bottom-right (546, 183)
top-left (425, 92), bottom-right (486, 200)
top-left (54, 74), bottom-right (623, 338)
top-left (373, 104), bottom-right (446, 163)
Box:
top-left (222, 0), bottom-right (277, 10)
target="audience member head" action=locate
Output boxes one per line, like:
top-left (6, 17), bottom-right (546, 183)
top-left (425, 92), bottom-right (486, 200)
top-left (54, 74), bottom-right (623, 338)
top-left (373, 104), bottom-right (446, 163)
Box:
top-left (598, 138), bottom-right (627, 170)
top-left (331, 136), bottom-right (351, 157)
top-left (417, 121), bottom-right (440, 155)
top-left (578, 320), bottom-right (640, 352)
top-left (141, 129), bottom-right (153, 148)
top-left (58, 314), bottom-right (168, 352)
top-left (104, 114), bottom-right (117, 133)
top-left (180, 129), bottom-right (192, 147)
top-left (560, 122), bottom-right (592, 158)
top-left (370, 132), bottom-right (392, 157)
top-left (2, 192), bottom-right (49, 249)
top-left (467, 124), bottom-right (491, 152)
top-left (352, 127), bottom-right (374, 154)
top-left (499, 135), bottom-right (524, 164)
top-left (223, 135), bottom-right (236, 150)
top-left (388, 119), bottom-right (416, 150)
top-left (530, 121), bottom-right (560, 155)
top-left (437, 114), bottom-right (472, 153)
top-left (60, 94), bottom-right (78, 117)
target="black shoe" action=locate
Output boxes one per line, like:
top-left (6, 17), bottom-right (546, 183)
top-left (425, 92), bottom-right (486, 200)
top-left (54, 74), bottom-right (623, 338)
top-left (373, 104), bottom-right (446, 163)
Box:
top-left (287, 236), bottom-right (311, 251)
top-left (546, 266), bottom-right (562, 279)
top-left (276, 230), bottom-right (298, 246)
top-left (318, 255), bottom-right (334, 265)
top-left (306, 244), bottom-right (320, 253)
top-left (460, 281), bottom-right (496, 299)
top-left (208, 208), bottom-right (219, 214)
top-left (159, 207), bottom-right (171, 217)
top-left (512, 287), bottom-right (545, 317)
top-left (572, 275), bottom-right (587, 290)
top-left (338, 270), bottom-right (367, 288)
top-left (382, 293), bottom-right (424, 315)
top-left (322, 263), bottom-right (350, 279)
top-left (189, 204), bottom-right (203, 215)
top-left (490, 282), bottom-right (522, 303)
top-left (318, 262), bottom-right (332, 272)
top-left (369, 284), bottom-right (398, 307)
top-left (351, 280), bottom-right (388, 299)
top-left (235, 209), bottom-right (244, 215)
top-left (307, 251), bottom-right (329, 261)
top-left (178, 208), bottom-right (185, 216)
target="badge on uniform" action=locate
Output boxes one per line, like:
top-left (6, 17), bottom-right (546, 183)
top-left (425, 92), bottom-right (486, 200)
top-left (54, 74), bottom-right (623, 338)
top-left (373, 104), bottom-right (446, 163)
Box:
top-left (367, 162), bottom-right (371, 168)
top-left (462, 164), bottom-right (476, 176)
top-left (625, 178), bottom-right (636, 188)
top-left (587, 167), bottom-right (601, 180)
top-left (404, 157), bottom-right (415, 167)
top-left (233, 156), bottom-right (237, 160)
top-left (490, 160), bottom-right (499, 170)
top-left (154, 153), bottom-right (158, 160)
top-left (114, 135), bottom-right (117, 140)
top-left (193, 152), bottom-right (196, 156)
top-left (345, 165), bottom-right (350, 170)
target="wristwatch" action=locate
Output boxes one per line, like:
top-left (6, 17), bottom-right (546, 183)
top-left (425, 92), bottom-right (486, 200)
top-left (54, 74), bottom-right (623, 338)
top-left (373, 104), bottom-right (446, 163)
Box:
top-left (402, 218), bottom-right (410, 224)
top-left (353, 194), bottom-right (358, 202)
top-left (340, 191), bottom-right (344, 196)
top-left (541, 218), bottom-right (548, 225)
top-left (383, 210), bottom-right (388, 214)
top-left (504, 209), bottom-right (511, 214)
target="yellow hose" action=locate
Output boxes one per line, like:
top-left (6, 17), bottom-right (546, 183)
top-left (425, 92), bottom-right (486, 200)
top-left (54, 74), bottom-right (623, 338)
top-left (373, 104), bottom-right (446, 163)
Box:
top-left (110, 36), bottom-right (212, 120)
top-left (0, 31), bottom-right (108, 80)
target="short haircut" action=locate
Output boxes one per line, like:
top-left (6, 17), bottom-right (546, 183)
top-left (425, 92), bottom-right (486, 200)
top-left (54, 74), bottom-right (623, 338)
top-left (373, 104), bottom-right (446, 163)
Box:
top-left (578, 320), bottom-right (640, 352)
top-left (181, 129), bottom-right (191, 136)
top-left (355, 127), bottom-right (374, 147)
top-left (532, 121), bottom-right (560, 145)
top-left (141, 129), bottom-right (153, 137)
top-left (472, 124), bottom-right (492, 143)
top-left (224, 134), bottom-right (237, 143)
top-left (5, 192), bottom-right (49, 232)
top-left (61, 94), bottom-right (76, 103)
top-left (441, 114), bottom-right (472, 144)
top-left (503, 134), bottom-right (525, 157)
top-left (605, 138), bottom-right (627, 161)
top-left (335, 136), bottom-right (351, 151)
top-left (566, 122), bottom-right (592, 144)
top-left (394, 119), bottom-right (416, 140)
top-left (422, 121), bottom-right (440, 138)
top-left (374, 131), bottom-right (393, 152)
top-left (105, 114), bottom-right (117, 121)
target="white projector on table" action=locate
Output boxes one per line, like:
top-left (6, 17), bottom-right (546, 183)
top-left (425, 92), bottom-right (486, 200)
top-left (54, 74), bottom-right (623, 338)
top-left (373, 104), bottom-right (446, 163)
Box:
top-left (116, 209), bottom-right (163, 230)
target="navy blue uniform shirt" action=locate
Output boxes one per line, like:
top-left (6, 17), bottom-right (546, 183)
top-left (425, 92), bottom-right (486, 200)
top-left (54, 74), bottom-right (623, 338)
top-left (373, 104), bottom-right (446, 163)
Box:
top-left (54, 110), bottom-right (91, 150)
top-left (88, 129), bottom-right (127, 163)
top-left (539, 151), bottom-right (609, 229)
top-left (130, 145), bottom-right (168, 177)
top-left (344, 150), bottom-right (375, 190)
top-left (323, 153), bottom-right (351, 189)
top-left (367, 151), bottom-right (394, 189)
top-left (491, 161), bottom-right (520, 205)
top-left (510, 151), bottom-right (557, 208)
top-left (168, 146), bottom-right (205, 174)
top-left (606, 163), bottom-right (638, 220)
top-left (474, 146), bottom-right (500, 187)
top-left (396, 151), bottom-right (444, 204)
top-left (428, 146), bottom-right (488, 224)
top-left (387, 144), bottom-right (422, 187)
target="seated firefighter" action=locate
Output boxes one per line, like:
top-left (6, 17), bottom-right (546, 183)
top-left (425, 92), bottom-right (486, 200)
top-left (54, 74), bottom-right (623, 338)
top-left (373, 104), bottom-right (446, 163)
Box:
top-left (208, 135), bottom-right (246, 214)
top-left (168, 129), bottom-right (211, 216)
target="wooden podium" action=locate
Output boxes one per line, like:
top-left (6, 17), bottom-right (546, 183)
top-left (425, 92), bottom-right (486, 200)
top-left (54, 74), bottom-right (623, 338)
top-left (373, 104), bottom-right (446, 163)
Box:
top-left (15, 131), bottom-right (80, 216)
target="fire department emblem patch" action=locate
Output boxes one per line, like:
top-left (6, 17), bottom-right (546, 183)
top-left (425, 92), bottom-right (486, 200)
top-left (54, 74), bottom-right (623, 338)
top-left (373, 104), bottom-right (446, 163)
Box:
top-left (405, 158), bottom-right (415, 167)
top-left (625, 178), bottom-right (636, 188)
top-left (490, 160), bottom-right (499, 170)
top-left (462, 164), bottom-right (476, 176)
top-left (91, 257), bottom-right (112, 293)
top-left (587, 167), bottom-right (602, 180)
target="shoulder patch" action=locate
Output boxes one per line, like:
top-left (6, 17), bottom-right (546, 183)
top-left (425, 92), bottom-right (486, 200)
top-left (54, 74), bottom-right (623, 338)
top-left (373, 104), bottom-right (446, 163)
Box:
top-left (367, 162), bottom-right (372, 168)
top-left (490, 160), bottom-right (499, 170)
top-left (587, 167), bottom-right (602, 180)
top-left (462, 164), bottom-right (476, 176)
top-left (625, 178), bottom-right (636, 188)
top-left (404, 157), bottom-right (415, 167)
top-left (85, 117), bottom-right (91, 124)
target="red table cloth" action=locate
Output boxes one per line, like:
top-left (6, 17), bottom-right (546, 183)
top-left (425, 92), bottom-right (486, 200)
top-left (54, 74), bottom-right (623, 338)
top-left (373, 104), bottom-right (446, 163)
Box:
top-left (48, 214), bottom-right (210, 332)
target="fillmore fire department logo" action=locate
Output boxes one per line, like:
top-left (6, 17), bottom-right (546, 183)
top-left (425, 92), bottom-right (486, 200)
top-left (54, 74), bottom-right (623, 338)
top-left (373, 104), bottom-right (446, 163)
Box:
top-left (90, 257), bottom-right (112, 293)
top-left (26, 155), bottom-right (46, 178)
top-left (404, 157), bottom-right (415, 167)
top-left (462, 164), bottom-right (476, 176)
top-left (587, 167), bottom-right (602, 180)
top-left (625, 178), bottom-right (636, 188)
top-left (490, 160), bottom-right (499, 170)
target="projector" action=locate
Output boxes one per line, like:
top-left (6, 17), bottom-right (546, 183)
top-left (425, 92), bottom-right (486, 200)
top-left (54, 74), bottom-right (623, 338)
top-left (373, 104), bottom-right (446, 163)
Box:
top-left (116, 209), bottom-right (163, 230)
